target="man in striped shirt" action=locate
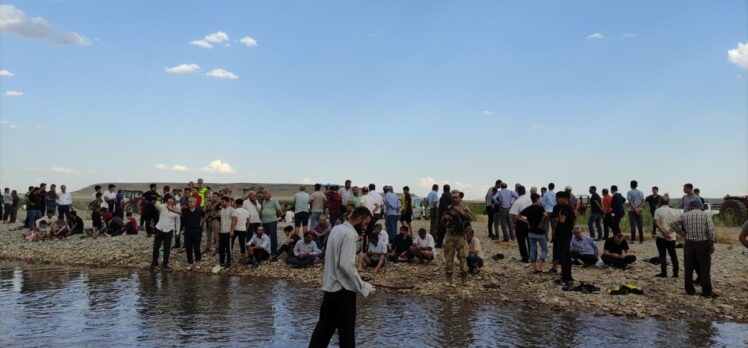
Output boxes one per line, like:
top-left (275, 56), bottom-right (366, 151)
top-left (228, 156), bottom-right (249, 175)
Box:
top-left (670, 199), bottom-right (716, 297)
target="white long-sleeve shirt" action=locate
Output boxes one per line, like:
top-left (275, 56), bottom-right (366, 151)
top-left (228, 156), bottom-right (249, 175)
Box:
top-left (56, 192), bottom-right (73, 205)
top-left (321, 222), bottom-right (373, 296)
top-left (248, 233), bottom-right (271, 254)
top-left (154, 204), bottom-right (180, 233)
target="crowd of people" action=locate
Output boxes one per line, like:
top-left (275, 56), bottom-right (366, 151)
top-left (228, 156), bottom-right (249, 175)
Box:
top-left (3, 178), bottom-right (747, 299)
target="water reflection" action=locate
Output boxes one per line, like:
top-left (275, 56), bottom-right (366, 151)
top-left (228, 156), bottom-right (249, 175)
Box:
top-left (1, 261), bottom-right (745, 347)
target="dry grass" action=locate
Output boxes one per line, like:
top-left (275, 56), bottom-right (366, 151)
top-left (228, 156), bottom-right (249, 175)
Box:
top-left (715, 226), bottom-right (742, 245)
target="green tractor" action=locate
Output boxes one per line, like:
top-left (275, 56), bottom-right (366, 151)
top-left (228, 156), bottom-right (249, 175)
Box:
top-left (719, 195), bottom-right (748, 226)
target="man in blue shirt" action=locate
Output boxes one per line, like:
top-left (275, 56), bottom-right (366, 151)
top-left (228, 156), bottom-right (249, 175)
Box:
top-left (492, 182), bottom-right (518, 241)
top-left (570, 226), bottom-right (600, 266)
top-left (384, 186), bottom-right (401, 244)
top-left (541, 183), bottom-right (556, 237)
top-left (426, 184), bottom-right (439, 237)
top-left (627, 180), bottom-right (646, 244)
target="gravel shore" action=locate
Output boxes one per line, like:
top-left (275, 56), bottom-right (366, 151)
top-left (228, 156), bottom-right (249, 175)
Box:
top-left (1, 216), bottom-right (746, 323)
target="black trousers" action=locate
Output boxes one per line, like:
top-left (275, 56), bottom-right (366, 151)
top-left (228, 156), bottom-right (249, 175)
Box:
top-left (684, 240), bottom-right (712, 296)
top-left (435, 213), bottom-right (447, 248)
top-left (571, 252), bottom-right (599, 265)
top-left (486, 206), bottom-right (495, 237)
top-left (57, 205), bottom-right (71, 221)
top-left (309, 290), bottom-right (356, 348)
top-left (610, 214), bottom-right (622, 235)
top-left (232, 230), bottom-right (248, 254)
top-left (603, 213), bottom-right (612, 240)
top-left (151, 229), bottom-right (173, 268)
top-left (601, 254), bottom-right (636, 268)
top-left (185, 229), bottom-right (202, 264)
top-left (555, 233), bottom-right (573, 282)
top-left (656, 237), bottom-right (678, 276)
top-left (516, 225), bottom-right (529, 262)
top-left (219, 233), bottom-right (231, 266)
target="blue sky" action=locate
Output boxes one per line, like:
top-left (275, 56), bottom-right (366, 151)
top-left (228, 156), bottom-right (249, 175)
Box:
top-left (1, 1), bottom-right (746, 199)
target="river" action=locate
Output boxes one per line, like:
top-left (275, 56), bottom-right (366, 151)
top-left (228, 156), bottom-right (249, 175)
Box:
top-left (0, 261), bottom-right (745, 347)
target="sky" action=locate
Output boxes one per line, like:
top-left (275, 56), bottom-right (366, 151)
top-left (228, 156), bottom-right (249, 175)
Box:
top-left (1, 0), bottom-right (747, 199)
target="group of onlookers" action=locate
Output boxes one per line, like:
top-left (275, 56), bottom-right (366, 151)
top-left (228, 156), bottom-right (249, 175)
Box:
top-left (5, 177), bottom-right (745, 300)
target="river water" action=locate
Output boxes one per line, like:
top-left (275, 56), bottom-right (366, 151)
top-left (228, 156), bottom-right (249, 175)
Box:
top-left (0, 261), bottom-right (745, 347)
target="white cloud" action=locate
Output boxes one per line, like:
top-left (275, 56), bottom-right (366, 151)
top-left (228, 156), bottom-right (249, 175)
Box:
top-left (55, 31), bottom-right (91, 45)
top-left (482, 110), bottom-right (493, 116)
top-left (532, 124), bottom-right (544, 129)
top-left (205, 68), bottom-right (238, 80)
top-left (50, 167), bottom-right (74, 173)
top-left (623, 33), bottom-right (637, 38)
top-left (586, 33), bottom-right (605, 40)
top-left (728, 42), bottom-right (748, 70)
top-left (201, 160), bottom-right (236, 174)
top-left (8, 124), bottom-right (18, 129)
top-left (0, 119), bottom-right (19, 129)
top-left (240, 36), bottom-right (258, 47)
top-left (33, 124), bottom-right (44, 128)
top-left (4, 90), bottom-right (23, 96)
top-left (301, 178), bottom-right (314, 184)
top-left (190, 40), bottom-right (213, 48)
top-left (190, 31), bottom-right (230, 48)
top-left (0, 5), bottom-right (89, 46)
top-left (165, 63), bottom-right (200, 74)
top-left (154, 163), bottom-right (189, 171)
top-left (204, 31), bottom-right (229, 43)
top-left (738, 74), bottom-right (743, 79)
top-left (0, 69), bottom-right (13, 77)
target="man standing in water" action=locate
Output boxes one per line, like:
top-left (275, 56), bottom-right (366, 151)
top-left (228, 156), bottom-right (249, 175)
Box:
top-left (309, 207), bottom-right (374, 348)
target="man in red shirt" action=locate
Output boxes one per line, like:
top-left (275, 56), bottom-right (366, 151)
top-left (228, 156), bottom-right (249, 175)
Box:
top-left (602, 188), bottom-right (613, 240)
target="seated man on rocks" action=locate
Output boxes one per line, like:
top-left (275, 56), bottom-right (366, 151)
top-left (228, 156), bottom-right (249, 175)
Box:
top-left (246, 225), bottom-right (272, 265)
top-left (32, 209), bottom-right (58, 240)
top-left (287, 232), bottom-right (321, 268)
top-left (411, 228), bottom-right (435, 263)
top-left (570, 226), bottom-right (601, 267)
top-left (466, 227), bottom-right (484, 275)
top-left (68, 210), bottom-right (84, 235)
top-left (602, 232), bottom-right (637, 269)
top-left (388, 225), bottom-right (414, 262)
top-left (310, 215), bottom-right (331, 249)
top-left (358, 232), bottom-right (387, 273)
top-left (272, 225), bottom-right (300, 262)
top-left (52, 218), bottom-right (70, 238)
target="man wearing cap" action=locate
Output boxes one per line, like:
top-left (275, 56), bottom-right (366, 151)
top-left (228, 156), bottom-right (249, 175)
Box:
top-left (441, 190), bottom-right (474, 285)
top-left (670, 199), bottom-right (716, 297)
top-left (680, 183), bottom-right (702, 212)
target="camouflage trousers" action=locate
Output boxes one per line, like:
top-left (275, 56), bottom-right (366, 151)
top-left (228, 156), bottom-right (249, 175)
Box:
top-left (443, 233), bottom-right (468, 276)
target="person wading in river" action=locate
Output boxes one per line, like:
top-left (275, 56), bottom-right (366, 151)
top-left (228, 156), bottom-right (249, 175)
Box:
top-left (309, 206), bottom-right (374, 348)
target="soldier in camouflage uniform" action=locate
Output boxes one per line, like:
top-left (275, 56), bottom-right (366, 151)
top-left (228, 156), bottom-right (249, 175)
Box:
top-left (203, 192), bottom-right (221, 255)
top-left (441, 190), bottom-right (474, 285)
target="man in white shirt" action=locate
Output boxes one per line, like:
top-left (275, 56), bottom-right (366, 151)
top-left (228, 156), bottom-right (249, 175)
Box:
top-left (288, 232), bottom-right (321, 268)
top-left (293, 185), bottom-right (311, 234)
top-left (338, 180), bottom-right (352, 206)
top-left (247, 225), bottom-right (271, 265)
top-left (103, 184), bottom-right (118, 214)
top-left (56, 185), bottom-right (73, 221)
top-left (411, 227), bottom-right (436, 262)
top-left (243, 191), bottom-right (262, 234)
top-left (510, 185), bottom-right (532, 263)
top-left (218, 196), bottom-right (235, 267)
top-left (310, 207), bottom-right (374, 348)
top-left (231, 199), bottom-right (250, 259)
top-left (151, 197), bottom-right (181, 271)
top-left (654, 195), bottom-right (681, 278)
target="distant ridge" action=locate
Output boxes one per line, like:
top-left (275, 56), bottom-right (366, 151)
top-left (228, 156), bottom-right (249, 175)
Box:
top-left (71, 182), bottom-right (335, 201)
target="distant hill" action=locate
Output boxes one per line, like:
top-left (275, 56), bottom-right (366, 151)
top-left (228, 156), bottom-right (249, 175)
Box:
top-left (71, 182), bottom-right (337, 202)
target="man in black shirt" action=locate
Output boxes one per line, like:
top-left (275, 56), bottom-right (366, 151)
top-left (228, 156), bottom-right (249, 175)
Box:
top-left (551, 191), bottom-right (576, 284)
top-left (181, 196), bottom-right (205, 270)
top-left (610, 185), bottom-right (625, 235)
top-left (68, 211), bottom-right (84, 235)
top-left (435, 184), bottom-right (451, 248)
top-left (602, 233), bottom-right (637, 268)
top-left (520, 193), bottom-right (548, 273)
top-left (389, 226), bottom-right (414, 262)
top-left (587, 186), bottom-right (603, 240)
top-left (645, 186), bottom-right (661, 237)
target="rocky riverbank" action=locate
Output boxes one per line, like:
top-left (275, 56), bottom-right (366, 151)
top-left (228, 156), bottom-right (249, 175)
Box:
top-left (1, 218), bottom-right (745, 323)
